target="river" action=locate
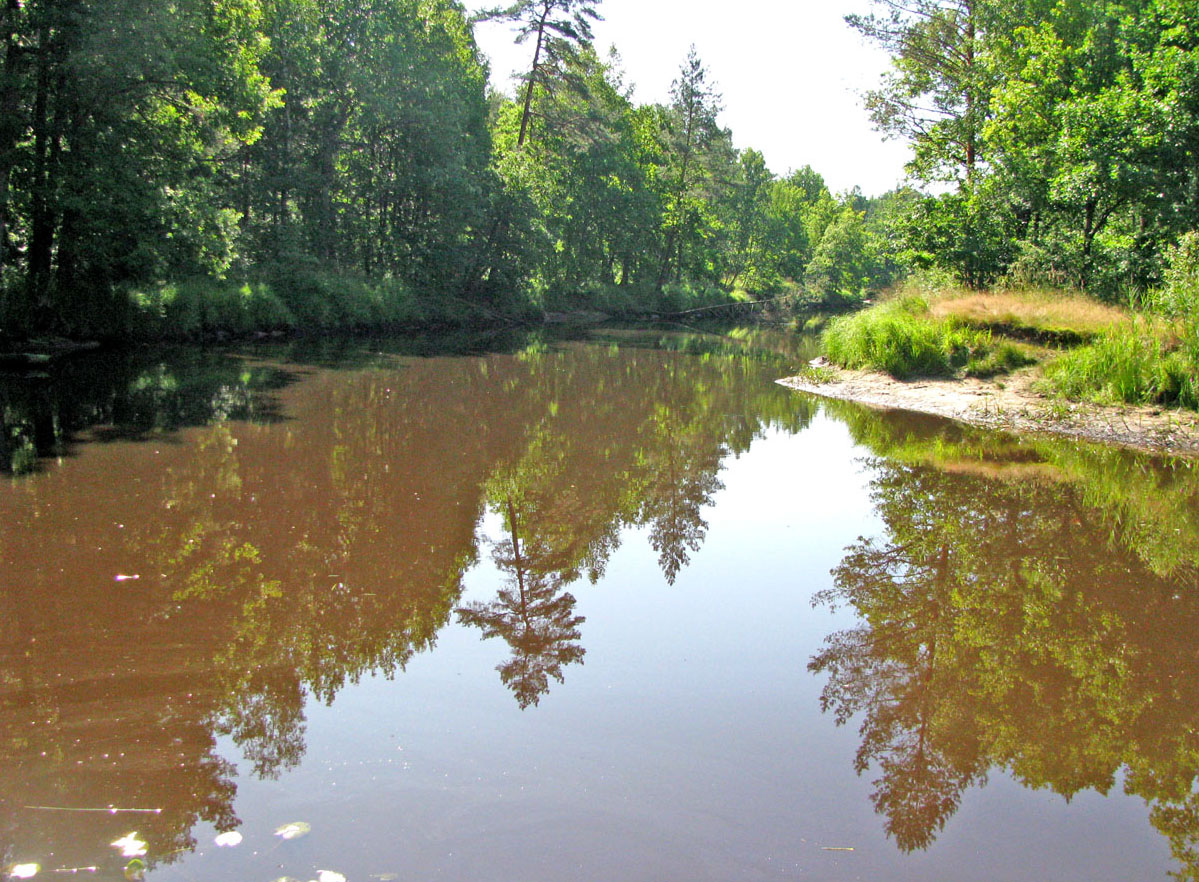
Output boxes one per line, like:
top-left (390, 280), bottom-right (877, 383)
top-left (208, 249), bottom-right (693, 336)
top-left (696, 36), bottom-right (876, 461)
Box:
top-left (2, 326), bottom-right (1198, 881)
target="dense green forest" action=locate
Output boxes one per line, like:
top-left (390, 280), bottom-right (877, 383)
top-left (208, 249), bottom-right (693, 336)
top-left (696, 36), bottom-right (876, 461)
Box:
top-left (0, 0), bottom-right (1196, 339)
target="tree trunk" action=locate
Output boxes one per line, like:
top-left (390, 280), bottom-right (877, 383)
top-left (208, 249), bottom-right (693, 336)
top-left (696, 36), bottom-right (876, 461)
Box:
top-left (517, 1), bottom-right (551, 149)
top-left (29, 17), bottom-right (56, 304)
top-left (0, 0), bottom-right (25, 267)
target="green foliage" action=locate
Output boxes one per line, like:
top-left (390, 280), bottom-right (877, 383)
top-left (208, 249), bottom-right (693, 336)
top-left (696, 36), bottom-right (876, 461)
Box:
top-left (822, 295), bottom-right (997, 379)
top-left (125, 270), bottom-right (447, 338)
top-left (891, 185), bottom-right (1016, 289)
top-left (804, 204), bottom-right (871, 304)
top-left (1157, 231), bottom-right (1199, 318)
top-left (129, 279), bottom-right (294, 338)
top-left (8, 0), bottom-right (1199, 336)
top-left (1046, 321), bottom-right (1199, 409)
top-left (0, 0), bottom-right (910, 337)
top-left (852, 0), bottom-right (1199, 296)
top-left (0, 0), bottom-right (280, 335)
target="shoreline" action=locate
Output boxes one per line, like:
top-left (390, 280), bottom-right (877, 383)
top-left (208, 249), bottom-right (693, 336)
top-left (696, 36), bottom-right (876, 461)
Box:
top-left (778, 366), bottom-right (1199, 456)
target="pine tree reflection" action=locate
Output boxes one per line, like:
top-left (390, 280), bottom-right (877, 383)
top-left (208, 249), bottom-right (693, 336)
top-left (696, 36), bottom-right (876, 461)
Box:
top-left (455, 425), bottom-right (588, 709)
top-left (457, 494), bottom-right (586, 709)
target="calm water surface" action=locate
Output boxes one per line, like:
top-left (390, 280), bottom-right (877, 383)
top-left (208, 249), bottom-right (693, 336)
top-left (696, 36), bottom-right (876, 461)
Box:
top-left (2, 327), bottom-right (1198, 881)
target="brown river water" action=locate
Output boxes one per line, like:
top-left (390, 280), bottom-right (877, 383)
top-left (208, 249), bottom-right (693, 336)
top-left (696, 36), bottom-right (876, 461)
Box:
top-left (2, 326), bottom-right (1198, 881)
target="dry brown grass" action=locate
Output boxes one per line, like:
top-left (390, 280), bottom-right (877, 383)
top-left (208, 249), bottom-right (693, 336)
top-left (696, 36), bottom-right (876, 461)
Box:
top-left (925, 288), bottom-right (1131, 341)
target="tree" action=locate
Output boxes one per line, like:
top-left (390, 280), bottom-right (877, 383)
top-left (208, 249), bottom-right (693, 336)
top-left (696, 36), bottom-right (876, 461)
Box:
top-left (848, 0), bottom-right (995, 185)
top-left (478, 0), bottom-right (602, 149)
top-left (0, 0), bottom-right (278, 335)
top-left (247, 0), bottom-right (491, 290)
top-left (720, 149), bottom-right (775, 291)
top-left (656, 46), bottom-right (735, 288)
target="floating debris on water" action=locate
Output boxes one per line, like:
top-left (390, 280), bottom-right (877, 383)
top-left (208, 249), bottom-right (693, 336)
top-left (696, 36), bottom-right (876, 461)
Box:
top-left (273, 821), bottom-right (311, 841)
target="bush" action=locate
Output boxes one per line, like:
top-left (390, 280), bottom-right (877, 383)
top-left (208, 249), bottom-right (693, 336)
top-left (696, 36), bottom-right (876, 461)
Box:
top-left (130, 278), bottom-right (298, 337)
top-left (659, 281), bottom-right (728, 313)
top-left (1158, 231), bottom-right (1199, 319)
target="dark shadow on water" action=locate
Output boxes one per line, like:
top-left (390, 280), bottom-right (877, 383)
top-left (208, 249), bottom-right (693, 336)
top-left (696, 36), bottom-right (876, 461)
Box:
top-left (0, 328), bottom-right (554, 478)
top-left (0, 347), bottom-right (298, 476)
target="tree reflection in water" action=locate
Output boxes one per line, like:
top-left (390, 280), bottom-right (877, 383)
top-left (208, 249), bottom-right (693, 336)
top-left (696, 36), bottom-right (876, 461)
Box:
top-left (809, 405), bottom-right (1199, 876)
top-left (452, 335), bottom-right (811, 706)
top-left (457, 492), bottom-right (587, 709)
top-left (0, 328), bottom-right (812, 869)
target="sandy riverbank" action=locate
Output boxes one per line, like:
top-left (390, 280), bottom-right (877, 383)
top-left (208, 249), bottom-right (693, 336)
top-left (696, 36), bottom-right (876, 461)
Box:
top-left (779, 364), bottom-right (1199, 456)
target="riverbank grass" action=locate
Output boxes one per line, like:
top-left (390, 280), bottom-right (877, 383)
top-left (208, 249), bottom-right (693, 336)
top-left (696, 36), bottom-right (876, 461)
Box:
top-left (1045, 318), bottom-right (1199, 409)
top-left (822, 293), bottom-right (1034, 379)
top-left (821, 282), bottom-right (1199, 412)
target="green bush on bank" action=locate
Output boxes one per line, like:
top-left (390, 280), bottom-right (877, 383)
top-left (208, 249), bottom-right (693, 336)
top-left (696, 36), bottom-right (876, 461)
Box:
top-left (129, 279), bottom-right (297, 337)
top-left (822, 294), bottom-right (1014, 379)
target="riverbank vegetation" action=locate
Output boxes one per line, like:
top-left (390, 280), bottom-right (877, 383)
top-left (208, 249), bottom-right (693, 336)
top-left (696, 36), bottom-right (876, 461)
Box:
top-left (0, 0), bottom-right (903, 343)
top-left (821, 234), bottom-right (1199, 412)
top-left (822, 291), bottom-right (1033, 380)
top-left (0, 0), bottom-right (1197, 365)
top-left (816, 0), bottom-right (1199, 412)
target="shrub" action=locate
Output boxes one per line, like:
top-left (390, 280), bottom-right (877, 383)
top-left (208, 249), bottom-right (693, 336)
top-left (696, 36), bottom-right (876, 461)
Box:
top-left (1158, 231), bottom-right (1199, 319)
top-left (659, 281), bottom-right (728, 314)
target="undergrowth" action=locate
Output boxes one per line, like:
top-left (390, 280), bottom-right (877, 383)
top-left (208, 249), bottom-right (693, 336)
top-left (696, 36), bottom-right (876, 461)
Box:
top-left (1045, 233), bottom-right (1199, 410)
top-left (125, 268), bottom-right (521, 339)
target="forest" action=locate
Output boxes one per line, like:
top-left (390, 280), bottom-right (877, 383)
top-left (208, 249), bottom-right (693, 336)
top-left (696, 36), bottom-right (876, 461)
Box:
top-left (0, 0), bottom-right (1197, 339)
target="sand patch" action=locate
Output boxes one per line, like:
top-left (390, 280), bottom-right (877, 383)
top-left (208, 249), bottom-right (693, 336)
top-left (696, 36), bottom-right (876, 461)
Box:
top-left (779, 366), bottom-right (1199, 455)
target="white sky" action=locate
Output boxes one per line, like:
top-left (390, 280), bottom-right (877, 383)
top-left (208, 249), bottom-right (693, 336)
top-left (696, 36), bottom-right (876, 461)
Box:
top-left (467, 0), bottom-right (914, 197)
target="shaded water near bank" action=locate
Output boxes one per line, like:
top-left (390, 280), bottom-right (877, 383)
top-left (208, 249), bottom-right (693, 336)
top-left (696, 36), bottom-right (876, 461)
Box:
top-left (2, 326), bottom-right (1199, 881)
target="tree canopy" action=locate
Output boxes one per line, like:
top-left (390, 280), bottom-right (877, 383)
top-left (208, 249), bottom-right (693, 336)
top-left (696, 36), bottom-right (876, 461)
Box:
top-left (2, 0), bottom-right (1196, 338)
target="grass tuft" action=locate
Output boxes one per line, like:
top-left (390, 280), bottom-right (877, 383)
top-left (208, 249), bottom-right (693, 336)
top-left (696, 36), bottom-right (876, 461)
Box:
top-left (1045, 319), bottom-right (1199, 409)
top-left (822, 294), bottom-right (1001, 379)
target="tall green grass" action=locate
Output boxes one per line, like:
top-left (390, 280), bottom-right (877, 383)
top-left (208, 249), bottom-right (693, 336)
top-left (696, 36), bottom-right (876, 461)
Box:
top-left (1047, 232), bottom-right (1199, 410)
top-left (1046, 323), bottom-right (1199, 409)
top-left (822, 294), bottom-right (1029, 379)
top-left (125, 268), bottom-right (509, 339)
